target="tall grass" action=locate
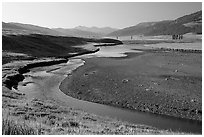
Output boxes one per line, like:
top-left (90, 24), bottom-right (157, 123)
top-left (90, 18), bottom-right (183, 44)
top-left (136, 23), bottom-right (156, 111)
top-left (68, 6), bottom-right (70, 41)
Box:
top-left (2, 118), bottom-right (36, 135)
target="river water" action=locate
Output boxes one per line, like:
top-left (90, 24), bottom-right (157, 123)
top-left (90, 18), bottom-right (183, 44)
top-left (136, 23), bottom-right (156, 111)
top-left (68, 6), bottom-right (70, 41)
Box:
top-left (59, 82), bottom-right (202, 134)
top-left (20, 43), bottom-right (202, 134)
top-left (61, 43), bottom-right (202, 134)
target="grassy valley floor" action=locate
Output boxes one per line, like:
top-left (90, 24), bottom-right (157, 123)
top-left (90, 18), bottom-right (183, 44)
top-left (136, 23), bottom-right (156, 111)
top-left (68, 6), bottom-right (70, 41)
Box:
top-left (2, 37), bottom-right (202, 134)
top-left (2, 57), bottom-right (184, 135)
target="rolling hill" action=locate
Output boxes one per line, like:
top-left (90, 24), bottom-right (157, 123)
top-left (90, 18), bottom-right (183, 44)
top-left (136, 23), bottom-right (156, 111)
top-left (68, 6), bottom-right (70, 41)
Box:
top-left (2, 10), bottom-right (201, 38)
top-left (2, 34), bottom-right (122, 58)
top-left (2, 22), bottom-right (66, 36)
top-left (2, 34), bottom-right (87, 57)
top-left (108, 10), bottom-right (202, 36)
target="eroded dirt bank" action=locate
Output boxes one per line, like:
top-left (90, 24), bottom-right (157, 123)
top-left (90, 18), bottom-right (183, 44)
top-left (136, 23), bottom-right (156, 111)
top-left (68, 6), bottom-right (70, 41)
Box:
top-left (3, 48), bottom-right (100, 90)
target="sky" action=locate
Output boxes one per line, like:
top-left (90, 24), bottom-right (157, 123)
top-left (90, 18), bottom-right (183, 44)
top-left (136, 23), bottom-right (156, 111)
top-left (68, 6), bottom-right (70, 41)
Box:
top-left (2, 2), bottom-right (202, 29)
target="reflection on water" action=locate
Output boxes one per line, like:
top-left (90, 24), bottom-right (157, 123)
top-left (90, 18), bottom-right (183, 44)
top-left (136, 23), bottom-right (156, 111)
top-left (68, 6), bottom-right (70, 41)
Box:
top-left (74, 41), bottom-right (201, 60)
top-left (91, 45), bottom-right (142, 57)
top-left (74, 44), bottom-right (143, 58)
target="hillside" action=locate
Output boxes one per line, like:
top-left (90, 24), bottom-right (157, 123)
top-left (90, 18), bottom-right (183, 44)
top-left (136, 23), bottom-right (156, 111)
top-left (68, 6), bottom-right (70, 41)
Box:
top-left (108, 10), bottom-right (202, 36)
top-left (2, 22), bottom-right (66, 36)
top-left (2, 34), bottom-right (87, 57)
top-left (2, 34), bottom-right (122, 58)
top-left (2, 22), bottom-right (25, 30)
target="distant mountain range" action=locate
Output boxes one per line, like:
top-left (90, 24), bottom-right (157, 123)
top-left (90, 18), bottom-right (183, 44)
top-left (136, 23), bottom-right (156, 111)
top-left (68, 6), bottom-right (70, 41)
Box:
top-left (2, 10), bottom-right (202, 37)
top-left (2, 22), bottom-right (117, 38)
top-left (108, 10), bottom-right (202, 36)
top-left (74, 26), bottom-right (118, 35)
top-left (52, 28), bottom-right (102, 38)
top-left (52, 26), bottom-right (118, 38)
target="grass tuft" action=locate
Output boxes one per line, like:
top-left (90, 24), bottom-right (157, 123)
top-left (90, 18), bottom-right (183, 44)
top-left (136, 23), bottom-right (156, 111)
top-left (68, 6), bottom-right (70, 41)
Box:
top-left (2, 118), bottom-right (36, 135)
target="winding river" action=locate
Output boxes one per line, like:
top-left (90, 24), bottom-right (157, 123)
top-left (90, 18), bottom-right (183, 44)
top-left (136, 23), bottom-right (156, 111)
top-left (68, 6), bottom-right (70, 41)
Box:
top-left (18, 43), bottom-right (202, 134)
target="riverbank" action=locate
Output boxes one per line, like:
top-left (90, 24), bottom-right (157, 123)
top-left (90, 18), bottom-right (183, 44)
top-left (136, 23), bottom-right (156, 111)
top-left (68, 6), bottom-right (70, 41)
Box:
top-left (2, 34), bottom-right (122, 64)
top-left (2, 40), bottom-right (202, 134)
top-left (2, 58), bottom-right (183, 135)
top-left (60, 48), bottom-right (202, 122)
